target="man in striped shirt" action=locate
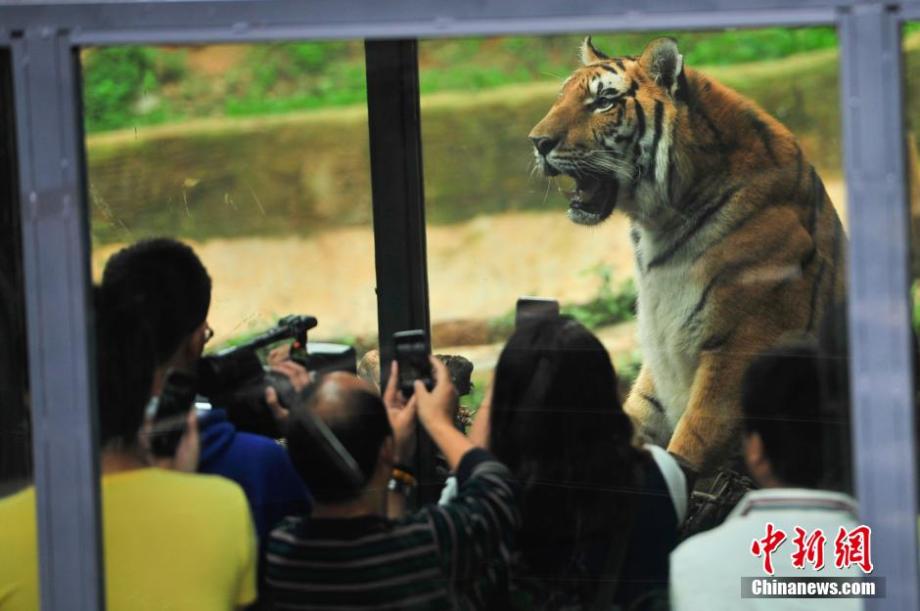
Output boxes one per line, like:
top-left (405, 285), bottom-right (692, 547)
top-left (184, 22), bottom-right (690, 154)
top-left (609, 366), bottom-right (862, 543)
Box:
top-left (264, 357), bottom-right (519, 610)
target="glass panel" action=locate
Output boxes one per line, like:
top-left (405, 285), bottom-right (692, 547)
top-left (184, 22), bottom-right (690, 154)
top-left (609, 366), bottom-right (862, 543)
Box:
top-left (80, 44), bottom-right (376, 602)
top-left (421, 28), bottom-right (855, 601)
top-left (0, 47), bottom-right (32, 498)
top-left (82, 42), bottom-right (376, 355)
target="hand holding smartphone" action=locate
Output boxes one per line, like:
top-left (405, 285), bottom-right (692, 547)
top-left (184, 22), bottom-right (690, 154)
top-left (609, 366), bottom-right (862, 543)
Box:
top-left (393, 330), bottom-right (434, 397)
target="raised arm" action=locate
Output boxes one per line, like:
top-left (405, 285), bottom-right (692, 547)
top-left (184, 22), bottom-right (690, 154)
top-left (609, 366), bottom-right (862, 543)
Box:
top-left (413, 357), bottom-right (472, 470)
top-left (412, 357), bottom-right (520, 597)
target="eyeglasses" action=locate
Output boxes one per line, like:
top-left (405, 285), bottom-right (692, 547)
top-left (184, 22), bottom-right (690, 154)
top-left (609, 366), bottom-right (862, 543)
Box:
top-left (203, 324), bottom-right (214, 344)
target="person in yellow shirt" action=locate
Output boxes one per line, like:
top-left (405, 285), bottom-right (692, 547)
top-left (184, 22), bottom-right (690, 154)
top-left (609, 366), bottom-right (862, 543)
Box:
top-left (0, 287), bottom-right (257, 610)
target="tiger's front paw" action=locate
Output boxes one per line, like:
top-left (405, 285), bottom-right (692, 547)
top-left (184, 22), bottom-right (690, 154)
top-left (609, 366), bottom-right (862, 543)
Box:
top-left (624, 394), bottom-right (672, 448)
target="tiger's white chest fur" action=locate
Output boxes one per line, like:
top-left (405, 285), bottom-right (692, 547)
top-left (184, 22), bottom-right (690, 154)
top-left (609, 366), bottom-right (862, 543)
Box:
top-left (633, 225), bottom-right (704, 432)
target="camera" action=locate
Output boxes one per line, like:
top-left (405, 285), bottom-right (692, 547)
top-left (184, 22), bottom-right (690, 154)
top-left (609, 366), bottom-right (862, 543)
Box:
top-left (197, 315), bottom-right (356, 438)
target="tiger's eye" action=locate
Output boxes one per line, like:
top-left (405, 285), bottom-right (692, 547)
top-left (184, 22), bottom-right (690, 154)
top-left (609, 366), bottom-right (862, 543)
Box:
top-left (596, 98), bottom-right (616, 111)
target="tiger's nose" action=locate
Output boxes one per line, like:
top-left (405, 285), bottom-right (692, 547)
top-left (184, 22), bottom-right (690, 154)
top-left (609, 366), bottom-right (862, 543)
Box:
top-left (530, 136), bottom-right (559, 157)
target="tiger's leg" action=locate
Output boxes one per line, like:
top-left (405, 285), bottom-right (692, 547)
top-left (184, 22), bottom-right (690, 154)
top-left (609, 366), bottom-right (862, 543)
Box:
top-left (667, 342), bottom-right (749, 474)
top-left (624, 365), bottom-right (672, 448)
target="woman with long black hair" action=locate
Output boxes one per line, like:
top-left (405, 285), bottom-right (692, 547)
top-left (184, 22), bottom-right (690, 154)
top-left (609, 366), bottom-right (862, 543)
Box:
top-left (474, 316), bottom-right (687, 609)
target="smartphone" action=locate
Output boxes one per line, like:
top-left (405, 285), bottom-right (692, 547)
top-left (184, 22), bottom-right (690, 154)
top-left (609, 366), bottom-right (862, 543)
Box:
top-left (149, 369), bottom-right (197, 457)
top-left (393, 329), bottom-right (433, 397)
top-left (515, 296), bottom-right (560, 328)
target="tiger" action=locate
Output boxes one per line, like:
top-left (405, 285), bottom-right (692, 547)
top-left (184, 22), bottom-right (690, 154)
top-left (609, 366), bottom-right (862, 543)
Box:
top-left (528, 37), bottom-right (845, 475)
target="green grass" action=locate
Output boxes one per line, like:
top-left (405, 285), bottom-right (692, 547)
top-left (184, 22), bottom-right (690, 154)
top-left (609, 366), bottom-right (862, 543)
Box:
top-left (81, 26), bottom-right (859, 134)
top-left (562, 266), bottom-right (637, 330)
top-left (485, 264), bottom-right (637, 343)
top-left (459, 382), bottom-right (486, 414)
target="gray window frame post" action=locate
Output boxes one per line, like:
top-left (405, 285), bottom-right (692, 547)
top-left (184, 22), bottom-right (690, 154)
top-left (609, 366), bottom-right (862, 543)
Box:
top-left (839, 5), bottom-right (919, 610)
top-left (10, 27), bottom-right (104, 611)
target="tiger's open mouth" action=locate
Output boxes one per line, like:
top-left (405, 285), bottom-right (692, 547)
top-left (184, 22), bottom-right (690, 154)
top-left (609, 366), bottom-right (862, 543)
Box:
top-left (563, 174), bottom-right (619, 226)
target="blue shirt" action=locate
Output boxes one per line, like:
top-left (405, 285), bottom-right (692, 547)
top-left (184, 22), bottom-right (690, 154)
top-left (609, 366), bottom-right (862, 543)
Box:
top-left (198, 408), bottom-right (311, 542)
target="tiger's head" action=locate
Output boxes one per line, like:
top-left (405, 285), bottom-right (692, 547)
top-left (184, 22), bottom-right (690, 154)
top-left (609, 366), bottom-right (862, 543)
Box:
top-left (529, 37), bottom-right (685, 226)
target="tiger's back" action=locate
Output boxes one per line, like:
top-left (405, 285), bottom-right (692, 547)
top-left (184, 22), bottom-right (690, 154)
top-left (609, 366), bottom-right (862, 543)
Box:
top-left (529, 37), bottom-right (845, 473)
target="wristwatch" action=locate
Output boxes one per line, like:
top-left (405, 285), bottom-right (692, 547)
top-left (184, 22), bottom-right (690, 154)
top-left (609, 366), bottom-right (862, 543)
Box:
top-left (388, 465), bottom-right (417, 496)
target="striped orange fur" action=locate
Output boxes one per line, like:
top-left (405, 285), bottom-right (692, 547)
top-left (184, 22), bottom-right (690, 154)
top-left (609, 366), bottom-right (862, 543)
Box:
top-left (528, 37), bottom-right (845, 474)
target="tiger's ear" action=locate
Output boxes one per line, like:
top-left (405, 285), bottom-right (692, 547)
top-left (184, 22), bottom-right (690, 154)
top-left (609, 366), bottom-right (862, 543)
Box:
top-left (639, 37), bottom-right (684, 96)
top-left (580, 36), bottom-right (609, 65)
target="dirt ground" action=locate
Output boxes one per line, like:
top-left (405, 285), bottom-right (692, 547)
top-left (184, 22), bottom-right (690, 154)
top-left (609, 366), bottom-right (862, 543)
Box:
top-left (91, 180), bottom-right (846, 354)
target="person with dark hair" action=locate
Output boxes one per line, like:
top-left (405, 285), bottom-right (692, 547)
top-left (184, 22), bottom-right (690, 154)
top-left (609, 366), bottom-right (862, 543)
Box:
top-left (100, 237), bottom-right (311, 543)
top-left (670, 340), bottom-right (862, 611)
top-left (101, 237), bottom-right (213, 376)
top-left (284, 373), bottom-right (395, 503)
top-left (462, 316), bottom-right (687, 609)
top-left (264, 358), bottom-right (520, 609)
top-left (0, 287), bottom-right (257, 610)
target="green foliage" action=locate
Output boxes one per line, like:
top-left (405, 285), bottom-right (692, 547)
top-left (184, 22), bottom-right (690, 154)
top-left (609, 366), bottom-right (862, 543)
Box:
top-left (82, 26), bottom-right (848, 133)
top-left (483, 264), bottom-right (637, 346)
top-left (459, 382), bottom-right (486, 414)
top-left (82, 47), bottom-right (157, 132)
top-left (669, 28), bottom-right (838, 65)
top-left (224, 65), bottom-right (367, 117)
top-left (82, 47), bottom-right (189, 132)
top-left (561, 266), bottom-right (637, 330)
top-left (223, 42), bottom-right (367, 117)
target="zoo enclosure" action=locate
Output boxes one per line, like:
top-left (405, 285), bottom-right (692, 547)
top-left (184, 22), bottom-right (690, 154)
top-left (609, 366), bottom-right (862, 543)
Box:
top-left (0, 1), bottom-right (918, 609)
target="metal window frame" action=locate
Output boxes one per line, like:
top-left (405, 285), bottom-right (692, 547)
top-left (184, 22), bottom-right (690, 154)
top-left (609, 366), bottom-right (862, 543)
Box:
top-left (364, 39), bottom-right (441, 504)
top-left (9, 28), bottom-right (104, 611)
top-left (839, 5), bottom-right (918, 609)
top-left (1, 1), bottom-right (918, 610)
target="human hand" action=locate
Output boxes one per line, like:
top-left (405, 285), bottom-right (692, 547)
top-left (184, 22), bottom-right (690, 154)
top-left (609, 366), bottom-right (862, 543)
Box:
top-left (413, 357), bottom-right (458, 433)
top-left (264, 359), bottom-right (313, 435)
top-left (271, 359), bottom-right (313, 393)
top-left (414, 357), bottom-right (471, 472)
top-left (265, 386), bottom-right (289, 436)
top-left (383, 360), bottom-right (418, 463)
top-left (267, 343), bottom-right (292, 366)
top-left (467, 377), bottom-right (493, 449)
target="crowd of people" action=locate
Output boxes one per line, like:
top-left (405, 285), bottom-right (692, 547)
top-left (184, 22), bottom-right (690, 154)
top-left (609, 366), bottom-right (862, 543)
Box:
top-left (0, 237), bottom-right (860, 610)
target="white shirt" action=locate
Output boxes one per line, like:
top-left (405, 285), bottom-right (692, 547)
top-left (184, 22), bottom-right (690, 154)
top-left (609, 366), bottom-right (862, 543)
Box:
top-left (670, 488), bottom-right (865, 611)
